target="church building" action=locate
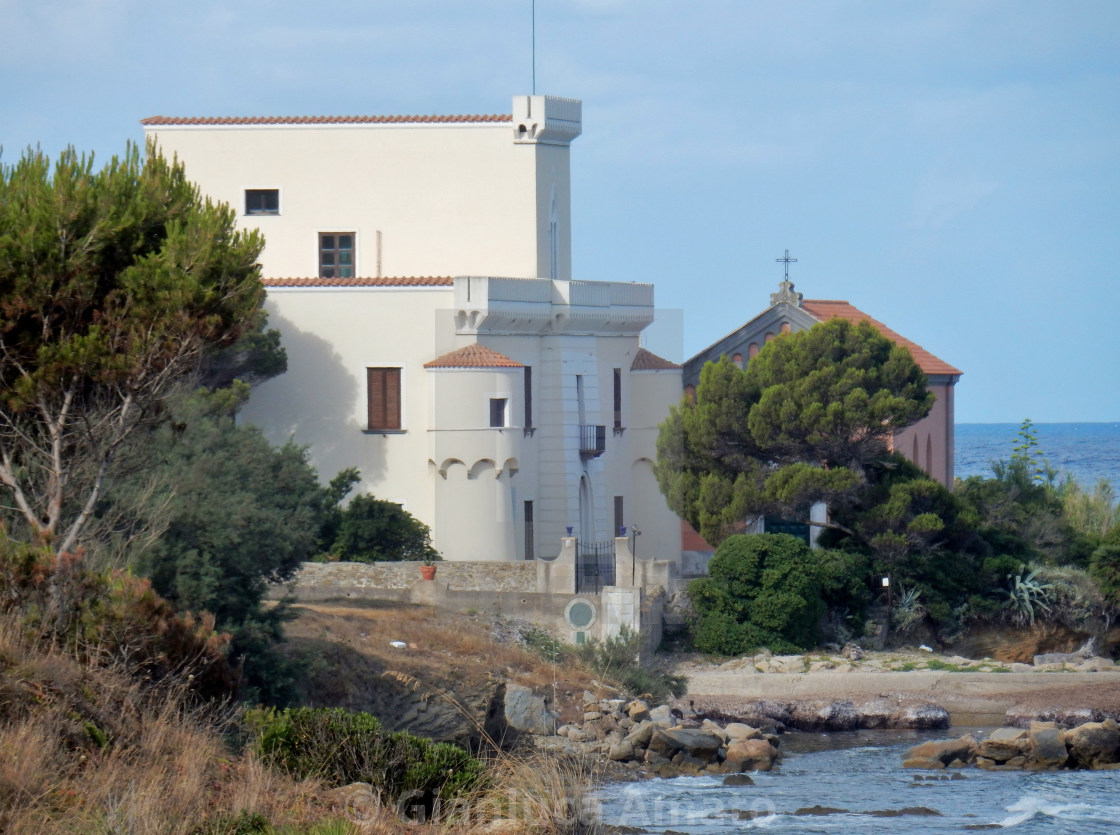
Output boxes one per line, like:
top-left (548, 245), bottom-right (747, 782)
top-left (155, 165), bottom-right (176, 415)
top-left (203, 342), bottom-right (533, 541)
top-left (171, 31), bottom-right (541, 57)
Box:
top-left (683, 267), bottom-right (963, 488)
top-left (142, 96), bottom-right (684, 564)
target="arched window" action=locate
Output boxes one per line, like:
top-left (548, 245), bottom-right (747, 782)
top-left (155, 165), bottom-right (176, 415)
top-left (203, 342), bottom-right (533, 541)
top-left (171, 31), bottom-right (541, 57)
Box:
top-left (732, 352), bottom-right (743, 369)
top-left (780, 322), bottom-right (791, 334)
top-left (748, 343), bottom-right (760, 359)
top-left (684, 384), bottom-right (696, 402)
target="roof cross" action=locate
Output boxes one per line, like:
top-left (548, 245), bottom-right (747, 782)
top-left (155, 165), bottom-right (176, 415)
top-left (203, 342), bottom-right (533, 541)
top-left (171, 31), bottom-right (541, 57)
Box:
top-left (776, 249), bottom-right (798, 280)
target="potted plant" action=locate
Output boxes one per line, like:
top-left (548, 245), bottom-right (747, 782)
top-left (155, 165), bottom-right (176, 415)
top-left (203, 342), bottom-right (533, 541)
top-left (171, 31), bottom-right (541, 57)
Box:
top-left (418, 536), bottom-right (441, 580)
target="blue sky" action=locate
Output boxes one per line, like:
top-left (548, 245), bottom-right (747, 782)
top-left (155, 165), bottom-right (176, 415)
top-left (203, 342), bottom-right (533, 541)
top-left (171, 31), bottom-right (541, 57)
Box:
top-left (2, 0), bottom-right (1117, 422)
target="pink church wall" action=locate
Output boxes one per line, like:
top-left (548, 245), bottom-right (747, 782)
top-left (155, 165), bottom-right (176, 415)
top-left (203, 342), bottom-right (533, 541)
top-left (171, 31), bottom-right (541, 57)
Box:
top-left (892, 378), bottom-right (955, 488)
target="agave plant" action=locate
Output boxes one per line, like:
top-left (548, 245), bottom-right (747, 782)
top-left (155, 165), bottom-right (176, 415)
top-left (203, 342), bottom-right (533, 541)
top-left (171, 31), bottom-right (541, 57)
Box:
top-left (892, 584), bottom-right (927, 633)
top-left (1004, 566), bottom-right (1055, 627)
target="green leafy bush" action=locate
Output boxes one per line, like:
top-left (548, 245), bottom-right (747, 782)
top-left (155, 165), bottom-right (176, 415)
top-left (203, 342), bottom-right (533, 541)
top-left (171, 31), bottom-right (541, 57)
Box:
top-left (689, 533), bottom-right (833, 655)
top-left (1033, 563), bottom-right (1114, 630)
top-left (244, 707), bottom-right (484, 804)
top-left (317, 468), bottom-right (441, 563)
top-left (1091, 540), bottom-right (1120, 607)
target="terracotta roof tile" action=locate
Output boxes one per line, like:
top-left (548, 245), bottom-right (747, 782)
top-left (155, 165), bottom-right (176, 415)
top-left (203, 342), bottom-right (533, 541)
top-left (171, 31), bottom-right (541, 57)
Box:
top-left (141, 113), bottom-right (511, 127)
top-left (631, 347), bottom-right (681, 371)
top-left (424, 344), bottom-right (524, 369)
top-left (801, 299), bottom-right (962, 376)
top-left (261, 276), bottom-right (453, 288)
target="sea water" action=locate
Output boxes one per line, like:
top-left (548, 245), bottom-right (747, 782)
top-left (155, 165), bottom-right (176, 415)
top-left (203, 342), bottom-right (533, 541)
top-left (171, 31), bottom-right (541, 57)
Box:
top-left (595, 731), bottom-right (1120, 832)
top-left (956, 422), bottom-right (1120, 489)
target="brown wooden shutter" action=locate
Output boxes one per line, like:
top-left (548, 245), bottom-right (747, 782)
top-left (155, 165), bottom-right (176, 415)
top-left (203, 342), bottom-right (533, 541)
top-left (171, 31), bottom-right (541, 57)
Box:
top-left (367, 368), bottom-right (401, 430)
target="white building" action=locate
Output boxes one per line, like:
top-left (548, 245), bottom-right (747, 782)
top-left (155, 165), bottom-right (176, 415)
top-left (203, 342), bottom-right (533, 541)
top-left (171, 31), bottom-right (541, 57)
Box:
top-left (143, 96), bottom-right (683, 563)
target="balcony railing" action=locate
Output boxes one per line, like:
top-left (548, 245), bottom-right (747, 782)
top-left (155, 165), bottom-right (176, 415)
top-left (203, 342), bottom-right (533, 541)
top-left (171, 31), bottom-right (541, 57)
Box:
top-left (579, 424), bottom-right (606, 458)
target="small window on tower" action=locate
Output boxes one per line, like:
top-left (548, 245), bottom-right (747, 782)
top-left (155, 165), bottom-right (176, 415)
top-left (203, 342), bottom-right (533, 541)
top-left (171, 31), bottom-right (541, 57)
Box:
top-left (245, 189), bottom-right (279, 215)
top-left (490, 398), bottom-right (508, 428)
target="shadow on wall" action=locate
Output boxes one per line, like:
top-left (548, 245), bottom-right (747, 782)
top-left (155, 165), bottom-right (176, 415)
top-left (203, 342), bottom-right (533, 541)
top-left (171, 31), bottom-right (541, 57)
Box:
top-left (240, 307), bottom-right (387, 486)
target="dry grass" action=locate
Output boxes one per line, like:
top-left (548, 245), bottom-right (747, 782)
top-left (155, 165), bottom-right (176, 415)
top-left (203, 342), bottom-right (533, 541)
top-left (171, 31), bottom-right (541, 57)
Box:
top-left (0, 612), bottom-right (342, 834)
top-left (282, 602), bottom-right (600, 727)
top-left (463, 751), bottom-right (603, 834)
top-left (0, 602), bottom-right (610, 834)
top-left (287, 603), bottom-right (547, 676)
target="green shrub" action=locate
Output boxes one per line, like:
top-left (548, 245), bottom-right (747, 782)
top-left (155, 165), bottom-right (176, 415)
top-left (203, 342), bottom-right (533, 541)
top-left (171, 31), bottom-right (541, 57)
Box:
top-left (1034, 563), bottom-right (1114, 629)
top-left (0, 532), bottom-right (235, 699)
top-left (244, 707), bottom-right (484, 804)
top-left (317, 469), bottom-right (441, 563)
top-left (1091, 541), bottom-right (1120, 607)
top-left (574, 626), bottom-right (687, 702)
top-left (518, 624), bottom-right (565, 663)
top-left (689, 533), bottom-right (830, 655)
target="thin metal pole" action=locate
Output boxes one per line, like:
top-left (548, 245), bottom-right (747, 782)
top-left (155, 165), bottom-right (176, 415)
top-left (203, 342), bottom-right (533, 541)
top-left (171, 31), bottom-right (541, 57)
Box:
top-left (532, 0), bottom-right (536, 95)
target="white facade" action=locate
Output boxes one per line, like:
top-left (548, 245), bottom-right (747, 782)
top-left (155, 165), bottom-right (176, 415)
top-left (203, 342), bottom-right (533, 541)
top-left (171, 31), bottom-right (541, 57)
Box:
top-left (143, 96), bottom-right (683, 563)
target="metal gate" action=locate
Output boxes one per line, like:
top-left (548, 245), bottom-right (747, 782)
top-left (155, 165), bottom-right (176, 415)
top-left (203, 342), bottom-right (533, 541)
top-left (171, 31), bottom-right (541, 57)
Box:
top-left (576, 539), bottom-right (616, 593)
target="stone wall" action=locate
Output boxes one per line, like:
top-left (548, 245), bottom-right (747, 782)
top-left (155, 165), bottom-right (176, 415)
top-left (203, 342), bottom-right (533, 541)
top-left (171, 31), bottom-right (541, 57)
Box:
top-left (272, 558), bottom-right (665, 655)
top-left (280, 560), bottom-right (537, 594)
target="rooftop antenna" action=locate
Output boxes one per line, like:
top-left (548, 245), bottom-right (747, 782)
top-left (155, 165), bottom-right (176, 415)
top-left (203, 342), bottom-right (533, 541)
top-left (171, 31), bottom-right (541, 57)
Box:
top-left (532, 0), bottom-right (537, 94)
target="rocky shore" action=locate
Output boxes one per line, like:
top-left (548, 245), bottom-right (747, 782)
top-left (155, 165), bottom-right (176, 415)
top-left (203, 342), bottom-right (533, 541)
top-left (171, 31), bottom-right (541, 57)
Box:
top-left (536, 692), bottom-right (782, 779)
top-left (903, 719), bottom-right (1120, 771)
top-left (506, 647), bottom-right (1120, 778)
top-left (666, 647), bottom-right (1120, 729)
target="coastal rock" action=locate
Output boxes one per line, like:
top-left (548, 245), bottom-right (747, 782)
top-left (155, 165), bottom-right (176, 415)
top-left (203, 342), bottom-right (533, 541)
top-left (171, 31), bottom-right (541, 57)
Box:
top-left (1005, 705), bottom-right (1115, 728)
top-left (625, 720), bottom-right (655, 748)
top-left (788, 700), bottom-right (861, 732)
top-left (607, 740), bottom-right (635, 762)
top-left (852, 699), bottom-right (897, 729)
top-left (897, 720), bottom-right (1120, 772)
top-left (894, 702), bottom-right (950, 730)
top-left (648, 705), bottom-right (676, 727)
top-left (626, 700), bottom-right (650, 722)
top-left (724, 722), bottom-right (763, 741)
top-left (723, 738), bottom-right (780, 772)
top-left (1028, 726), bottom-right (1068, 768)
top-left (903, 736), bottom-right (978, 768)
top-left (503, 683), bottom-right (557, 735)
top-left (977, 729), bottom-right (1029, 763)
top-left (1064, 719), bottom-right (1120, 769)
top-left (700, 718), bottom-right (729, 741)
top-left (647, 728), bottom-right (723, 761)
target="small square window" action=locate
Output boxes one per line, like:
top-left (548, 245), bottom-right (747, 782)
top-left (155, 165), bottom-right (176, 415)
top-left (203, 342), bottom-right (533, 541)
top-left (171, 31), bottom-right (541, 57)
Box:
top-left (320, 233), bottom-right (355, 278)
top-left (490, 397), bottom-right (508, 428)
top-left (245, 189), bottom-right (279, 215)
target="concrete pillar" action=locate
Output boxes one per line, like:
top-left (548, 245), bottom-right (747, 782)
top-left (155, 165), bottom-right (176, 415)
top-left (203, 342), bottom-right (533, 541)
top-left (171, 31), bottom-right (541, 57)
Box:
top-left (614, 535), bottom-right (636, 587)
top-left (536, 536), bottom-right (577, 594)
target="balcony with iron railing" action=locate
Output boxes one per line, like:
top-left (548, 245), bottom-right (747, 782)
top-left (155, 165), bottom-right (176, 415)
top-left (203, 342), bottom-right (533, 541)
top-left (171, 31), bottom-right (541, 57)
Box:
top-left (579, 424), bottom-right (606, 458)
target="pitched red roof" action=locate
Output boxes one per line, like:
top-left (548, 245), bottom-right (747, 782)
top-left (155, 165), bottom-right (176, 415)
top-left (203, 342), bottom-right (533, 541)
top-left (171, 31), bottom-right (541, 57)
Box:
top-left (141, 113), bottom-right (510, 127)
top-left (424, 344), bottom-right (524, 369)
top-left (261, 276), bottom-right (453, 288)
top-left (631, 347), bottom-right (680, 371)
top-left (800, 299), bottom-right (962, 376)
